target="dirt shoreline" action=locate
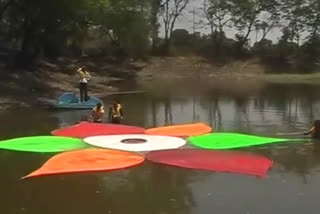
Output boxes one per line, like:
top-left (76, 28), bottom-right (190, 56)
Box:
top-left (0, 56), bottom-right (319, 111)
top-left (137, 56), bottom-right (265, 80)
top-left (0, 57), bottom-right (129, 110)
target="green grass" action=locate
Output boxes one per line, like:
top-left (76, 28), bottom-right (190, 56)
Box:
top-left (264, 72), bottom-right (320, 84)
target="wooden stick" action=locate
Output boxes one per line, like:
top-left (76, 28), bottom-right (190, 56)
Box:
top-left (276, 132), bottom-right (307, 136)
top-left (92, 91), bottom-right (145, 97)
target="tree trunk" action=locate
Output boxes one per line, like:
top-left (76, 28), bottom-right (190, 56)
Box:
top-left (151, 0), bottom-right (161, 50)
top-left (237, 18), bottom-right (255, 52)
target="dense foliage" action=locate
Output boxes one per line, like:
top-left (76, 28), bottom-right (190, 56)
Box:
top-left (0, 0), bottom-right (320, 72)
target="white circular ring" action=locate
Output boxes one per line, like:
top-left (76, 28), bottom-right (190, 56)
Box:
top-left (84, 134), bottom-right (187, 152)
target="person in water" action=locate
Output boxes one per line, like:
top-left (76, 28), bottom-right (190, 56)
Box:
top-left (91, 103), bottom-right (105, 123)
top-left (304, 120), bottom-right (320, 138)
top-left (76, 66), bottom-right (91, 102)
top-left (108, 100), bottom-right (123, 124)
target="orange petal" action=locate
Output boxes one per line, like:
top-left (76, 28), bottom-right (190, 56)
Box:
top-left (23, 148), bottom-right (144, 179)
top-left (145, 123), bottom-right (212, 137)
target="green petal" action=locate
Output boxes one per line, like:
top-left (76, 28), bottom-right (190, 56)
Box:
top-left (188, 133), bottom-right (303, 150)
top-left (0, 136), bottom-right (88, 153)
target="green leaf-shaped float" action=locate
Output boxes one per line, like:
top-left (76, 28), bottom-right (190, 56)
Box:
top-left (0, 136), bottom-right (88, 153)
top-left (188, 133), bottom-right (303, 150)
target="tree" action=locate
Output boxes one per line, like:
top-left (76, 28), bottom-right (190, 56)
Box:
top-left (256, 12), bottom-right (281, 43)
top-left (96, 0), bottom-right (152, 58)
top-left (3, 0), bottom-right (90, 66)
top-left (280, 0), bottom-right (307, 45)
top-left (0, 0), bottom-right (153, 64)
top-left (150, 0), bottom-right (161, 50)
top-left (231, 0), bottom-right (280, 50)
top-left (161, 0), bottom-right (189, 52)
top-left (202, 0), bottom-right (233, 38)
top-left (201, 0), bottom-right (233, 57)
top-left (303, 0), bottom-right (320, 41)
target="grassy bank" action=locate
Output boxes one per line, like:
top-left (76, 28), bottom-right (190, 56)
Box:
top-left (264, 73), bottom-right (320, 85)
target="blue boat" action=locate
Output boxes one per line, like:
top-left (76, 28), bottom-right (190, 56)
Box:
top-left (54, 93), bottom-right (103, 109)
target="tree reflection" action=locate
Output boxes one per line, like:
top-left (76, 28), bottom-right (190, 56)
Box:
top-left (234, 95), bottom-right (250, 131)
top-left (208, 98), bottom-right (222, 130)
top-left (164, 97), bottom-right (173, 125)
top-left (253, 96), bottom-right (266, 122)
top-left (151, 99), bottom-right (158, 127)
top-left (149, 95), bottom-right (173, 126)
top-left (192, 96), bottom-right (196, 122)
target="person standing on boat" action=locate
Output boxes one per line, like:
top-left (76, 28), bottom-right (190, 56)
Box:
top-left (77, 66), bottom-right (91, 102)
top-left (90, 103), bottom-right (105, 123)
top-left (108, 100), bottom-right (123, 124)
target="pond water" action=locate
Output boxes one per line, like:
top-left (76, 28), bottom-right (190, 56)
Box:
top-left (1, 80), bottom-right (320, 214)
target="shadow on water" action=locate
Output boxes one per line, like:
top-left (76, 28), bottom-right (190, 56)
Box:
top-left (2, 80), bottom-right (320, 213)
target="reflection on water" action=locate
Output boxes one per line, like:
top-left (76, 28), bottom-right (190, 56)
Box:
top-left (52, 109), bottom-right (91, 127)
top-left (140, 84), bottom-right (320, 135)
top-left (1, 82), bottom-right (320, 213)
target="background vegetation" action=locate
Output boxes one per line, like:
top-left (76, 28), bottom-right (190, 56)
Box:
top-left (0, 0), bottom-right (320, 73)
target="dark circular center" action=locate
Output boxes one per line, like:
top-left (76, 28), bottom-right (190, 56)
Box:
top-left (121, 138), bottom-right (147, 144)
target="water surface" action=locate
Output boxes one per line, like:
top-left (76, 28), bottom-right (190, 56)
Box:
top-left (1, 81), bottom-right (320, 214)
